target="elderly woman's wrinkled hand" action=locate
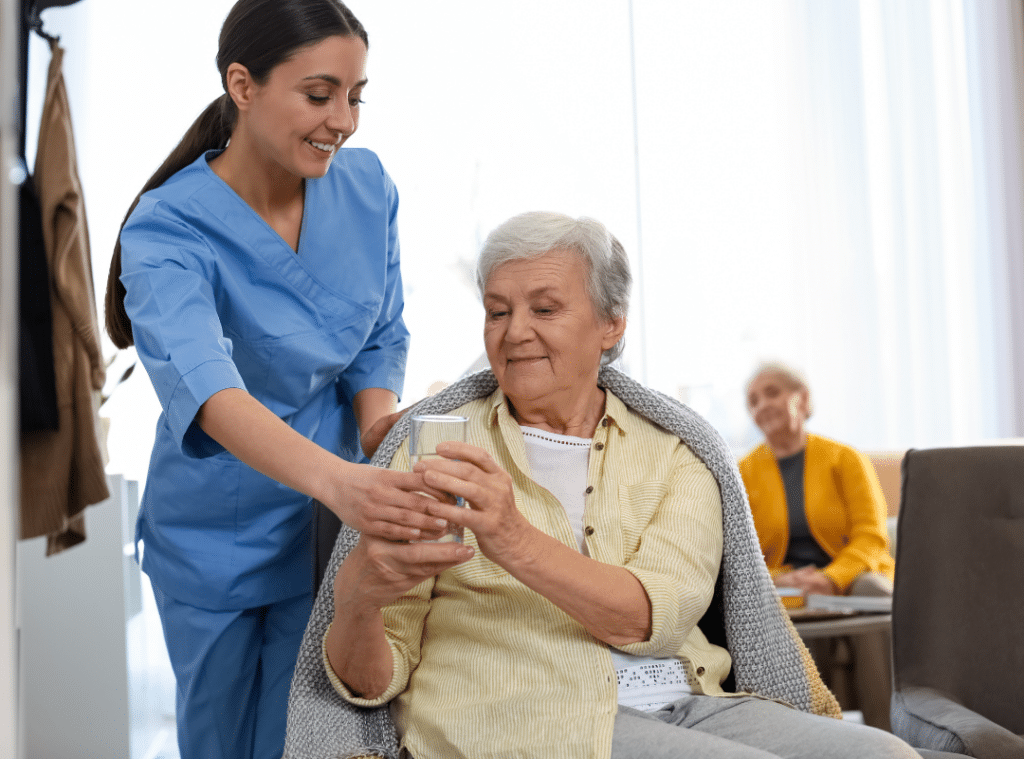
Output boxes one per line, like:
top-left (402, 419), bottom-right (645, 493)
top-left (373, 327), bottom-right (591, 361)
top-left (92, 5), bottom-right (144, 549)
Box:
top-left (775, 565), bottom-right (838, 597)
top-left (413, 440), bottom-right (535, 566)
top-left (336, 533), bottom-right (474, 613)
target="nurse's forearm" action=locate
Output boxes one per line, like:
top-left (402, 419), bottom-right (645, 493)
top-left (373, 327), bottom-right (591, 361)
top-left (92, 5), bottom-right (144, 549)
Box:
top-left (352, 387), bottom-right (401, 458)
top-left (352, 387), bottom-right (398, 434)
top-left (196, 388), bottom-right (448, 541)
top-left (196, 387), bottom-right (346, 507)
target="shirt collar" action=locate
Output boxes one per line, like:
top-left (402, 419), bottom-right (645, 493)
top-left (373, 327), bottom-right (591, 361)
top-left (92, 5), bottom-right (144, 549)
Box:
top-left (485, 385), bottom-right (633, 438)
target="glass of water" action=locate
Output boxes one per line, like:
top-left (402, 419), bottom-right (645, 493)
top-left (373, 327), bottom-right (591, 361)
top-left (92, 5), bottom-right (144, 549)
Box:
top-left (409, 414), bottom-right (468, 543)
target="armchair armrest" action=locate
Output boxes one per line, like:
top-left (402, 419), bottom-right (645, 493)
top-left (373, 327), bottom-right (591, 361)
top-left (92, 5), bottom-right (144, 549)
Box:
top-left (892, 687), bottom-right (1024, 758)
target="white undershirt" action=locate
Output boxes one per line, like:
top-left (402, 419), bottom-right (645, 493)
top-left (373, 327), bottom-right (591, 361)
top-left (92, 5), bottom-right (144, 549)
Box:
top-left (520, 425), bottom-right (692, 711)
top-left (520, 426), bottom-right (591, 552)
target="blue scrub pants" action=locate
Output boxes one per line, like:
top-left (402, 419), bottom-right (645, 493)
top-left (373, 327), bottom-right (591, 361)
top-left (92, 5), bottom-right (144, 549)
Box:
top-left (152, 584), bottom-right (314, 759)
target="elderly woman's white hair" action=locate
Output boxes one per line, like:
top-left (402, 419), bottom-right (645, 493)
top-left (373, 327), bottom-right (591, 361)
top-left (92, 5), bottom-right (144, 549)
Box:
top-left (746, 360), bottom-right (815, 418)
top-left (475, 211), bottom-right (632, 365)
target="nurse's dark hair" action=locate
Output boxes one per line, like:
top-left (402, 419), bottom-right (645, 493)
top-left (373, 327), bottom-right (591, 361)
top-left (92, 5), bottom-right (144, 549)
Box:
top-left (104, 0), bottom-right (367, 349)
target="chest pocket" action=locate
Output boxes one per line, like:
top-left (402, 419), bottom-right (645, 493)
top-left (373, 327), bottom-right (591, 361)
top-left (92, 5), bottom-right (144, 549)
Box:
top-left (226, 294), bottom-right (377, 415)
top-left (617, 481), bottom-right (668, 558)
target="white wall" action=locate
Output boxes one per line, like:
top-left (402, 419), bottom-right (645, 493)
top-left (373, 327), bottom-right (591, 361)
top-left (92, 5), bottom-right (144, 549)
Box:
top-left (17, 476), bottom-right (137, 759)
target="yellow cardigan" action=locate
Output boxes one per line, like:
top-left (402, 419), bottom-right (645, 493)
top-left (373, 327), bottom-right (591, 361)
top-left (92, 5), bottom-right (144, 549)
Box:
top-left (738, 434), bottom-right (894, 592)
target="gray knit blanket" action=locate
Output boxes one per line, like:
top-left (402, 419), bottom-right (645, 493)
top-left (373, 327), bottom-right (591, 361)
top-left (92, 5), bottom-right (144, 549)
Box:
top-left (284, 367), bottom-right (839, 759)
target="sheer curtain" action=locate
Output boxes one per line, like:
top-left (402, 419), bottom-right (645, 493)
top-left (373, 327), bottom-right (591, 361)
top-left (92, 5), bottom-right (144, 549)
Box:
top-left (964, 0), bottom-right (1024, 440)
top-left (623, 0), bottom-right (1024, 453)
top-left (783, 0), bottom-right (1024, 450)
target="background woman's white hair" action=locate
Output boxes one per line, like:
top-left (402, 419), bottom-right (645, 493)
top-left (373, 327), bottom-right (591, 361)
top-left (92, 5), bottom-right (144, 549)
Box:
top-left (476, 211), bottom-right (632, 365)
top-left (747, 360), bottom-right (814, 418)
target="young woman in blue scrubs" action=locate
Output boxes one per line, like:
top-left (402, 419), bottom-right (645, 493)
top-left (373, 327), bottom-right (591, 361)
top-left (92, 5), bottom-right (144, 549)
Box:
top-left (103, 1), bottom-right (445, 757)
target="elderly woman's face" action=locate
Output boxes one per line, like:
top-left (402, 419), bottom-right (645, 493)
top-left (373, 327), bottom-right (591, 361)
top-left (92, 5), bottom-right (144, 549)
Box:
top-left (483, 249), bottom-right (624, 407)
top-left (747, 371), bottom-right (809, 440)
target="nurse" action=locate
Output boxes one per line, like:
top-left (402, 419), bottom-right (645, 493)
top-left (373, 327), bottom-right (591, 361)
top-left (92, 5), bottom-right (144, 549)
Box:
top-left (102, 1), bottom-right (442, 757)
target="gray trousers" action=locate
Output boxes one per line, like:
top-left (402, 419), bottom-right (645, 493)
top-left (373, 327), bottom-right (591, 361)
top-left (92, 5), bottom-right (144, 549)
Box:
top-left (611, 695), bottom-right (921, 759)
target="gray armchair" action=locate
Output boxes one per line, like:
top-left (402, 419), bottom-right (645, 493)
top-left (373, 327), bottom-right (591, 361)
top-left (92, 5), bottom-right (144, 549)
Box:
top-left (890, 445), bottom-right (1024, 758)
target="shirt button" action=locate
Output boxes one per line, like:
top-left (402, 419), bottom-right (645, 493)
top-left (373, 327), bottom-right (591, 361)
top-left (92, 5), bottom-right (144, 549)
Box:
top-left (594, 442), bottom-right (605, 451)
top-left (585, 526), bottom-right (595, 536)
top-left (696, 667), bottom-right (706, 676)
top-left (584, 485), bottom-right (594, 494)
top-left (601, 418), bottom-right (608, 427)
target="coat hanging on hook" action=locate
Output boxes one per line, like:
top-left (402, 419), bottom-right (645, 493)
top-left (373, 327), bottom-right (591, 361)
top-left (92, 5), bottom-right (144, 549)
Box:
top-left (17, 0), bottom-right (88, 435)
top-left (19, 5), bottom-right (111, 555)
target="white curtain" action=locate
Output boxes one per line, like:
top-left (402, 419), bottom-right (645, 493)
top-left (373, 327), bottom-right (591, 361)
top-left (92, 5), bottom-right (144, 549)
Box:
top-left (963, 0), bottom-right (1024, 439)
top-left (785, 0), bottom-right (1024, 449)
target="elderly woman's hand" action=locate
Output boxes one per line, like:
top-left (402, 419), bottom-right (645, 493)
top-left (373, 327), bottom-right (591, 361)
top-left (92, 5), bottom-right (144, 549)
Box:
top-left (337, 534), bottom-right (475, 612)
top-left (775, 565), bottom-right (838, 597)
top-left (328, 535), bottom-right (473, 699)
top-left (413, 439), bottom-right (654, 647)
top-left (413, 440), bottom-right (536, 566)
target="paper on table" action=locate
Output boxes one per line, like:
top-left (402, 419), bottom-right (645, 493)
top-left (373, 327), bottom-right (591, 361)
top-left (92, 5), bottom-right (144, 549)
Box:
top-left (805, 594), bottom-right (892, 613)
top-left (776, 587), bottom-right (803, 597)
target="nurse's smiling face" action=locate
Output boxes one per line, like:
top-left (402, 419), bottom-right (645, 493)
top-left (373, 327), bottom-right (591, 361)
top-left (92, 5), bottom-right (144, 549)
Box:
top-left (230, 34), bottom-right (368, 179)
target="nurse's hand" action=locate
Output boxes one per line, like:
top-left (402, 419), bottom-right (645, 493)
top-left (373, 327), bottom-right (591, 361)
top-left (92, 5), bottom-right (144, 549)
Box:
top-left (360, 409), bottom-right (404, 459)
top-left (326, 462), bottom-right (455, 542)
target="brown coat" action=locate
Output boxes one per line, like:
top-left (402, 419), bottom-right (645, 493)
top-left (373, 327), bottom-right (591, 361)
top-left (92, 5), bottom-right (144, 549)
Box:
top-left (20, 40), bottom-right (108, 554)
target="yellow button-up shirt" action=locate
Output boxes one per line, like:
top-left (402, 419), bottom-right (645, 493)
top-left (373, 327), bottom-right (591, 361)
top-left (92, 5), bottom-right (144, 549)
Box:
top-left (326, 388), bottom-right (730, 759)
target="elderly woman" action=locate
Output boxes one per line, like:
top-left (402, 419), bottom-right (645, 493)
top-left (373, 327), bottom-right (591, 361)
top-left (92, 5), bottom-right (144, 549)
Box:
top-left (318, 213), bottom-right (916, 759)
top-left (739, 361), bottom-right (895, 729)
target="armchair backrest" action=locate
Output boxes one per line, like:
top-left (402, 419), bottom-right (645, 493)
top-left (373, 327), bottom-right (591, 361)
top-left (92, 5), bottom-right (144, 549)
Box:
top-left (893, 445), bottom-right (1024, 735)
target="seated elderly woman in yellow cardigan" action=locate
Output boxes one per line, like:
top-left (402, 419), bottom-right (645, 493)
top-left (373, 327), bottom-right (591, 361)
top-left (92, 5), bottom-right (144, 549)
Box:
top-left (738, 361), bottom-right (895, 730)
top-left (738, 362), bottom-right (894, 596)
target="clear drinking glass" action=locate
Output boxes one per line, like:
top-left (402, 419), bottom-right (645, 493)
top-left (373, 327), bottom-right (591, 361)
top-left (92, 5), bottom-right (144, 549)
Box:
top-left (409, 414), bottom-right (469, 543)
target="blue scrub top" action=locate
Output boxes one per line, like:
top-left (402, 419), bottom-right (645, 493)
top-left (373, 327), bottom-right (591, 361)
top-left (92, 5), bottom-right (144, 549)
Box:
top-left (120, 148), bottom-right (410, 611)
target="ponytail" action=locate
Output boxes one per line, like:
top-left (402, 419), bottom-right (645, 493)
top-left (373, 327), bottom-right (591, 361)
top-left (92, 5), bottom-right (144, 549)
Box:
top-left (104, 94), bottom-right (235, 348)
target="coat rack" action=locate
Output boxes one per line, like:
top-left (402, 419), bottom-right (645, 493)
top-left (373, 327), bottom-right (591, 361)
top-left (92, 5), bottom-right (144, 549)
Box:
top-left (25, 0), bottom-right (84, 42)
